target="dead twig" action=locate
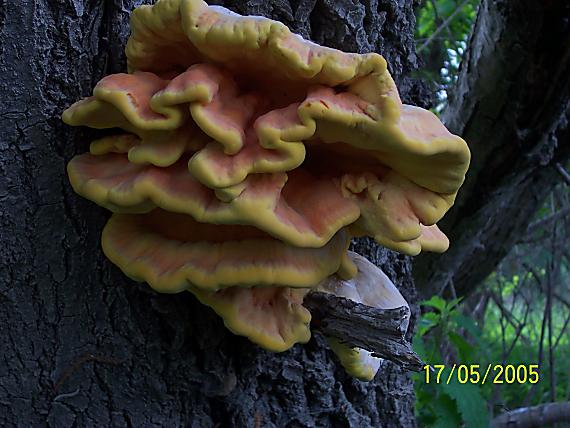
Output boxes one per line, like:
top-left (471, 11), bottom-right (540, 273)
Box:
top-left (304, 292), bottom-right (423, 372)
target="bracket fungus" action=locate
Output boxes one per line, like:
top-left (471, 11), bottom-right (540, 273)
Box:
top-left (62, 0), bottom-right (470, 379)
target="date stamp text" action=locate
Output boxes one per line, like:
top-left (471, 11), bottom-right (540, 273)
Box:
top-left (423, 364), bottom-right (540, 385)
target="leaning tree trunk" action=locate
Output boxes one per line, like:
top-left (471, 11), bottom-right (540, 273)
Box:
top-left (0, 0), bottom-right (429, 426)
top-left (413, 0), bottom-right (570, 298)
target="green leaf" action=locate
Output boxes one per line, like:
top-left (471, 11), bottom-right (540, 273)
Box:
top-left (418, 312), bottom-right (441, 336)
top-left (442, 378), bottom-right (490, 428)
top-left (432, 394), bottom-right (462, 428)
top-left (421, 296), bottom-right (447, 312)
top-left (438, 0), bottom-right (456, 17)
top-left (452, 313), bottom-right (482, 339)
top-left (412, 336), bottom-right (427, 359)
top-left (447, 297), bottom-right (464, 310)
top-left (447, 331), bottom-right (475, 361)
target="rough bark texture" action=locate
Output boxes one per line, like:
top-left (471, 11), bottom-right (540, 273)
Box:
top-left (0, 0), bottom-right (426, 426)
top-left (414, 0), bottom-right (570, 298)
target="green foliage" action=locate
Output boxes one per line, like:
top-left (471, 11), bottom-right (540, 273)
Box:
top-left (412, 4), bottom-right (569, 425)
top-left (414, 0), bottom-right (480, 110)
top-left (414, 287), bottom-right (570, 426)
top-left (480, 276), bottom-right (570, 405)
top-left (441, 381), bottom-right (488, 428)
top-left (416, 0), bottom-right (479, 50)
top-left (413, 297), bottom-right (490, 428)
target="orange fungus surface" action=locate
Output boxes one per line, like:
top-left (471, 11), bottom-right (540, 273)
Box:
top-left (62, 0), bottom-right (470, 357)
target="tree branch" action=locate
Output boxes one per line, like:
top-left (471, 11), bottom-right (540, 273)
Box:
top-left (417, 0), bottom-right (471, 53)
top-left (526, 204), bottom-right (570, 234)
top-left (554, 163), bottom-right (570, 186)
top-left (414, 0), bottom-right (570, 299)
top-left (304, 292), bottom-right (423, 372)
top-left (491, 401), bottom-right (570, 428)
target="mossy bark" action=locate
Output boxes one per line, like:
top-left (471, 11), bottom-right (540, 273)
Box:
top-left (0, 0), bottom-right (425, 426)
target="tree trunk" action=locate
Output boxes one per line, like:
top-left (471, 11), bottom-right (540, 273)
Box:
top-left (414, 0), bottom-right (570, 298)
top-left (0, 0), bottom-right (426, 426)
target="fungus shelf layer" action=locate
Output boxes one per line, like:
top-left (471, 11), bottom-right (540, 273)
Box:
top-left (62, 0), bottom-right (470, 375)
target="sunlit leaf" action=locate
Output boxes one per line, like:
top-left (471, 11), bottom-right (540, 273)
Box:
top-left (421, 295), bottom-right (448, 312)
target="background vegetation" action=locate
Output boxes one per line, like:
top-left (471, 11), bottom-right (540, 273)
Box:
top-left (413, 1), bottom-right (570, 426)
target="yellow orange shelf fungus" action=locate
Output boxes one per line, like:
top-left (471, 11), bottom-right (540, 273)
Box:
top-left (62, 0), bottom-right (470, 376)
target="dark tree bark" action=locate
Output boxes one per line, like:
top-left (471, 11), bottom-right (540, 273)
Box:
top-left (0, 0), bottom-right (427, 426)
top-left (414, 0), bottom-right (570, 298)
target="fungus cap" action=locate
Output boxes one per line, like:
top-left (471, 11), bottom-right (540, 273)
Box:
top-left (61, 0), bottom-right (470, 374)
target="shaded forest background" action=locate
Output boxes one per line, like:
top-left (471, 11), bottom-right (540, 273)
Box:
top-left (0, 0), bottom-right (568, 427)
top-left (412, 1), bottom-right (570, 426)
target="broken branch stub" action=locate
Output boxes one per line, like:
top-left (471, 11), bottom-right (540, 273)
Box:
top-left (304, 292), bottom-right (423, 372)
